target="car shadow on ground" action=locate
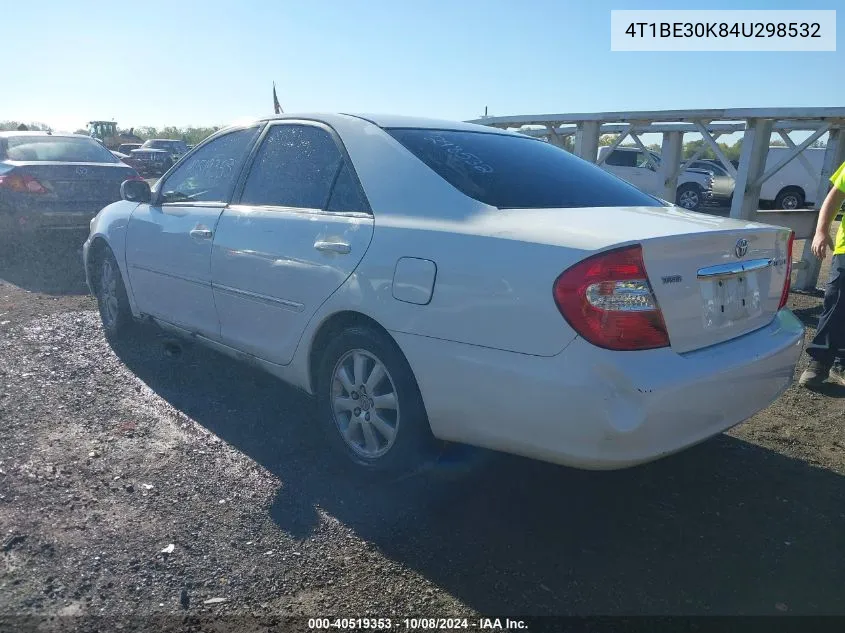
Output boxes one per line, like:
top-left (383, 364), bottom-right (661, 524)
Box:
top-left (113, 327), bottom-right (845, 616)
top-left (0, 233), bottom-right (90, 295)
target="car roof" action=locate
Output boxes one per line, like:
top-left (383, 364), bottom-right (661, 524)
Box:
top-left (254, 113), bottom-right (520, 136)
top-left (145, 138), bottom-right (183, 142)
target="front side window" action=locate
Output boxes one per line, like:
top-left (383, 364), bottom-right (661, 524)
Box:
top-left (159, 127), bottom-right (260, 204)
top-left (636, 152), bottom-right (656, 169)
top-left (240, 124), bottom-right (350, 210)
top-left (387, 129), bottom-right (663, 209)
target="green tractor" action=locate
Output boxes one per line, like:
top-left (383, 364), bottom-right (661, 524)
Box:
top-left (87, 120), bottom-right (142, 151)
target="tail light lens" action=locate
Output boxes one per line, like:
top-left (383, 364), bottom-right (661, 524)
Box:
top-left (0, 173), bottom-right (48, 193)
top-left (554, 245), bottom-right (670, 351)
top-left (778, 231), bottom-right (795, 310)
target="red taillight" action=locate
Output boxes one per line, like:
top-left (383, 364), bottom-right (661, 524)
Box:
top-left (778, 231), bottom-right (795, 310)
top-left (0, 173), bottom-right (48, 194)
top-left (553, 245), bottom-right (670, 351)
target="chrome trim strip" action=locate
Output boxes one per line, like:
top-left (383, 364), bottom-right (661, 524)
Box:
top-left (226, 204), bottom-right (372, 220)
top-left (696, 258), bottom-right (773, 279)
top-left (129, 264), bottom-right (210, 288)
top-left (213, 283), bottom-right (304, 312)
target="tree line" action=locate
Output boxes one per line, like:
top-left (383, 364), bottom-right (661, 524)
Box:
top-left (1, 120), bottom-right (827, 160)
top-left (118, 126), bottom-right (221, 146)
top-left (0, 121), bottom-right (220, 146)
top-left (0, 121), bottom-right (52, 132)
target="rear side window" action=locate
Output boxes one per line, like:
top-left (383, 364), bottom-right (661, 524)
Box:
top-left (327, 163), bottom-right (369, 213)
top-left (604, 150), bottom-right (637, 167)
top-left (3, 136), bottom-right (119, 163)
top-left (386, 129), bottom-right (662, 209)
top-left (240, 124), bottom-right (368, 212)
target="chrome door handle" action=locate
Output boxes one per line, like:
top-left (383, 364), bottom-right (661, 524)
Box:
top-left (189, 228), bottom-right (213, 239)
top-left (314, 240), bottom-right (351, 254)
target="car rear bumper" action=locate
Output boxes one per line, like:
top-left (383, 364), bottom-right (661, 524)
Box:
top-left (394, 309), bottom-right (804, 470)
top-left (0, 208), bottom-right (98, 233)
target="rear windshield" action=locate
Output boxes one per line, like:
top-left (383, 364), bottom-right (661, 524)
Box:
top-left (3, 136), bottom-right (120, 163)
top-left (386, 128), bottom-right (664, 209)
top-left (143, 140), bottom-right (185, 151)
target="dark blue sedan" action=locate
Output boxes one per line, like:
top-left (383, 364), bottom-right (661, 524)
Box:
top-left (0, 132), bottom-right (141, 251)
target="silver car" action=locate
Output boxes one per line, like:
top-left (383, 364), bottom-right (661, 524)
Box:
top-left (689, 160), bottom-right (736, 205)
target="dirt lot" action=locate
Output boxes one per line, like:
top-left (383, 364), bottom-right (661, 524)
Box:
top-left (2, 234), bottom-right (845, 631)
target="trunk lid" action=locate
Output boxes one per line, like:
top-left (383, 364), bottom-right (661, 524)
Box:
top-left (6, 162), bottom-right (137, 211)
top-left (641, 226), bottom-right (791, 353)
top-left (473, 205), bottom-right (791, 354)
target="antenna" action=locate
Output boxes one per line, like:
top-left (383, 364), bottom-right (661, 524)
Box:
top-left (484, 106), bottom-right (488, 117)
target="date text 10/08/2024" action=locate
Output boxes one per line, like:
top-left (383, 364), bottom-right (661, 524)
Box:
top-left (307, 618), bottom-right (528, 630)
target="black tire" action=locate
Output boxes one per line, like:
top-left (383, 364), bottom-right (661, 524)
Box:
top-left (676, 184), bottom-right (703, 211)
top-left (316, 325), bottom-right (435, 472)
top-left (774, 187), bottom-right (805, 210)
top-left (93, 247), bottom-right (134, 340)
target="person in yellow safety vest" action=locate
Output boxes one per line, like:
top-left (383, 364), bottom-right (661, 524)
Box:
top-left (799, 160), bottom-right (845, 389)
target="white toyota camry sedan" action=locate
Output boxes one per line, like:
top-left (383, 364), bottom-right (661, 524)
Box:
top-left (83, 114), bottom-right (804, 471)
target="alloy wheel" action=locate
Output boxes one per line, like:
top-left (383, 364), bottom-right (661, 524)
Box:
top-left (330, 349), bottom-right (400, 459)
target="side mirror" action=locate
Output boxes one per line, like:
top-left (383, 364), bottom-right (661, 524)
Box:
top-left (121, 178), bottom-right (151, 203)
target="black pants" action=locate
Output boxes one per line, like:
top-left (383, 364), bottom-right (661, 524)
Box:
top-left (806, 254), bottom-right (845, 367)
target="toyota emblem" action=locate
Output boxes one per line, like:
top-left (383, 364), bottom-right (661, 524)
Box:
top-left (735, 238), bottom-right (749, 258)
top-left (75, 166), bottom-right (89, 176)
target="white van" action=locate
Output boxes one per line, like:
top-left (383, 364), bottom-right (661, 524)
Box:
top-left (761, 147), bottom-right (824, 210)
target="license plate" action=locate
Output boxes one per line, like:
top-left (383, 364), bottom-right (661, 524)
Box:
top-left (59, 180), bottom-right (116, 200)
top-left (701, 272), bottom-right (763, 328)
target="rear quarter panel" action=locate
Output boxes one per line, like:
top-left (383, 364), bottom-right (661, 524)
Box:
top-left (282, 221), bottom-right (584, 395)
top-left (285, 214), bottom-right (586, 397)
top-left (346, 221), bottom-right (580, 356)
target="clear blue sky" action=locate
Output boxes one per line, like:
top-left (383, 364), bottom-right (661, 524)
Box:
top-left (3, 0), bottom-right (842, 132)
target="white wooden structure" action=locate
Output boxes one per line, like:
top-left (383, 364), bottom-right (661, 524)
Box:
top-left (469, 108), bottom-right (845, 290)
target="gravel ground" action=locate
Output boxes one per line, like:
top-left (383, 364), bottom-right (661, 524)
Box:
top-left (2, 234), bottom-right (845, 632)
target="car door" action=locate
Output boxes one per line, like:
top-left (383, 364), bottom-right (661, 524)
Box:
top-left (124, 125), bottom-right (262, 336)
top-left (210, 121), bottom-right (374, 365)
top-left (630, 150), bottom-right (661, 195)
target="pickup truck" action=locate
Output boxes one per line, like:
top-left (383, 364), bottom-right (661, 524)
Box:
top-left (129, 148), bottom-right (174, 177)
top-left (598, 146), bottom-right (715, 211)
top-left (141, 139), bottom-right (189, 162)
